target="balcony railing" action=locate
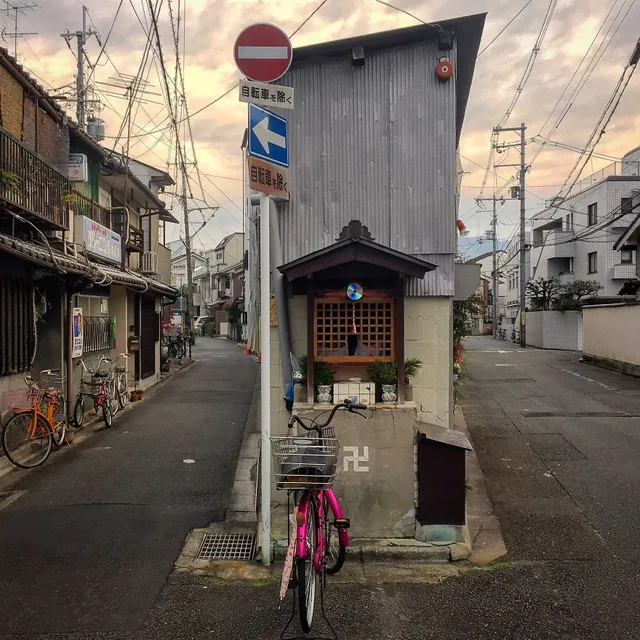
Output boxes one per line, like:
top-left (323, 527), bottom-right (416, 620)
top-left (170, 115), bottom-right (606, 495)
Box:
top-left (612, 263), bottom-right (637, 280)
top-left (0, 127), bottom-right (69, 229)
top-left (70, 190), bottom-right (110, 228)
top-left (127, 225), bottom-right (144, 253)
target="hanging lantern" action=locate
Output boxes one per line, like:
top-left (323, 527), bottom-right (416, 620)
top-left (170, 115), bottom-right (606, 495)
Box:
top-left (456, 219), bottom-right (470, 236)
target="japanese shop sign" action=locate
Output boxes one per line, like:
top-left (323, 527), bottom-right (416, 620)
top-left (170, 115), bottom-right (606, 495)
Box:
top-left (248, 156), bottom-right (289, 201)
top-left (82, 216), bottom-right (122, 264)
top-left (239, 79), bottom-right (294, 110)
top-left (72, 308), bottom-right (83, 358)
top-left (248, 102), bottom-right (288, 168)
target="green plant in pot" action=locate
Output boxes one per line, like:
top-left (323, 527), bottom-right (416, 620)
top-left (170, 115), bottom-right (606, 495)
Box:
top-left (368, 358), bottom-right (422, 404)
top-left (297, 356), bottom-right (336, 404)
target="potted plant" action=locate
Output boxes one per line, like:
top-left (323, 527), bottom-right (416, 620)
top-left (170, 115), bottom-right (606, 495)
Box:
top-left (296, 356), bottom-right (336, 404)
top-left (368, 358), bottom-right (423, 404)
top-left (368, 360), bottom-right (398, 404)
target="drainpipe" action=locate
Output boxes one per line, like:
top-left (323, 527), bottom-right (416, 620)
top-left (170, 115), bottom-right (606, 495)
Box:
top-left (269, 198), bottom-right (292, 388)
top-left (66, 285), bottom-right (74, 421)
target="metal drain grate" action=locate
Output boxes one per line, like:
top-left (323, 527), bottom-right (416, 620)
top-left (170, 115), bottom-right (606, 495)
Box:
top-left (197, 533), bottom-right (255, 560)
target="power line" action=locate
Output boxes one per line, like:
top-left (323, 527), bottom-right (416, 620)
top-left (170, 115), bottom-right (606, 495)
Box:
top-left (477, 0), bottom-right (534, 57)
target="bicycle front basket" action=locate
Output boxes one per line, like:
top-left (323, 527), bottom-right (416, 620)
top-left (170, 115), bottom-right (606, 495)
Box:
top-left (271, 436), bottom-right (339, 490)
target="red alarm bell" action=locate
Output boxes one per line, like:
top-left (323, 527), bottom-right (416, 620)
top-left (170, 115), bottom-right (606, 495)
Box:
top-left (435, 58), bottom-right (454, 82)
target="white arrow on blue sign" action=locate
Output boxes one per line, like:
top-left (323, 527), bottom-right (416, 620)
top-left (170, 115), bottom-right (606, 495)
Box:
top-left (248, 103), bottom-right (288, 168)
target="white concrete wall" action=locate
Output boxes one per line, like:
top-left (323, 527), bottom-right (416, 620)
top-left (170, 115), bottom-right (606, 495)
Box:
top-left (526, 311), bottom-right (583, 350)
top-left (583, 304), bottom-right (640, 367)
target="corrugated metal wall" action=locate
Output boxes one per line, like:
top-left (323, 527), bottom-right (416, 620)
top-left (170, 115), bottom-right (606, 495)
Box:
top-left (272, 38), bottom-right (458, 296)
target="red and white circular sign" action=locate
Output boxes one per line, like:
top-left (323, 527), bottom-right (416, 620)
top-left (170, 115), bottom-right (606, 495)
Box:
top-left (233, 23), bottom-right (292, 83)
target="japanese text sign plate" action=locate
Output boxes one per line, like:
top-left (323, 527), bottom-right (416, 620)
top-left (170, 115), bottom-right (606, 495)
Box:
top-left (248, 156), bottom-right (289, 201)
top-left (248, 102), bottom-right (288, 168)
top-left (239, 79), bottom-right (294, 109)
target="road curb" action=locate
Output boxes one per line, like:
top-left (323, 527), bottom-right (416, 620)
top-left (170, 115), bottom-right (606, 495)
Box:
top-left (226, 375), bottom-right (260, 524)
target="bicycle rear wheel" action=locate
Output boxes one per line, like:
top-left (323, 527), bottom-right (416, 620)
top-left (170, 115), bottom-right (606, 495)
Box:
top-left (73, 396), bottom-right (85, 428)
top-left (2, 411), bottom-right (53, 468)
top-left (323, 496), bottom-right (346, 575)
top-left (297, 497), bottom-right (318, 633)
top-left (50, 396), bottom-right (67, 448)
top-left (101, 400), bottom-right (113, 428)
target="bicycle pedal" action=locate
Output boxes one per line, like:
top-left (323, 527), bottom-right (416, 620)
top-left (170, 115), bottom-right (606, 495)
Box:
top-left (333, 518), bottom-right (350, 530)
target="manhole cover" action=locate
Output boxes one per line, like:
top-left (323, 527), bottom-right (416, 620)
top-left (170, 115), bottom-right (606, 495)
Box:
top-left (197, 533), bottom-right (255, 560)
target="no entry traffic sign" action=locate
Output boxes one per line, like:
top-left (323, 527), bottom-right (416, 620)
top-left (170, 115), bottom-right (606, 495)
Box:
top-left (233, 23), bottom-right (292, 83)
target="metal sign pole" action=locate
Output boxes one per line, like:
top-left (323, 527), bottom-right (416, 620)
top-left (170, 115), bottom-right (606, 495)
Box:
top-left (259, 191), bottom-right (271, 565)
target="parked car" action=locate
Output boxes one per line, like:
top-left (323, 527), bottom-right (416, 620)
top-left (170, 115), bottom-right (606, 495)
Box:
top-left (193, 316), bottom-right (209, 335)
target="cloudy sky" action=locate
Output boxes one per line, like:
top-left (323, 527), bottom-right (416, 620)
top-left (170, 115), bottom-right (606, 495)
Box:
top-left (5, 0), bottom-right (640, 255)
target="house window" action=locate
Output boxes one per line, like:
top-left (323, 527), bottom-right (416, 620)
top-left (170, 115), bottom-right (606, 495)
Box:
top-left (314, 294), bottom-right (394, 363)
top-left (216, 252), bottom-right (223, 260)
top-left (0, 276), bottom-right (34, 376)
top-left (588, 252), bottom-right (598, 274)
top-left (620, 249), bottom-right (633, 264)
top-left (587, 203), bottom-right (598, 226)
top-left (621, 198), bottom-right (633, 215)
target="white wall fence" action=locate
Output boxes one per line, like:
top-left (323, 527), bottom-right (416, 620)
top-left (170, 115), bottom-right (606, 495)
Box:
top-left (526, 311), bottom-right (583, 351)
top-left (583, 303), bottom-right (640, 377)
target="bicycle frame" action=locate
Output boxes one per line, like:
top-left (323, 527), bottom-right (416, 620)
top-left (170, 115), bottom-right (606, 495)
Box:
top-left (295, 488), bottom-right (349, 572)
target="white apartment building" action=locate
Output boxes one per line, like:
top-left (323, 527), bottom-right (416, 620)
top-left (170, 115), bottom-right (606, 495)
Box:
top-left (193, 232), bottom-right (244, 310)
top-left (502, 231), bottom-right (532, 327)
top-left (529, 147), bottom-right (640, 297)
top-left (168, 239), bottom-right (206, 290)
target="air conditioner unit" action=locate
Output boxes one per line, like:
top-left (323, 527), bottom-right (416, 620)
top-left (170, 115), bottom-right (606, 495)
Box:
top-left (141, 250), bottom-right (158, 274)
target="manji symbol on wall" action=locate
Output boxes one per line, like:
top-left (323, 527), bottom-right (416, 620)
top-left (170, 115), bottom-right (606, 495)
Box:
top-left (343, 446), bottom-right (370, 472)
top-left (247, 156), bottom-right (289, 200)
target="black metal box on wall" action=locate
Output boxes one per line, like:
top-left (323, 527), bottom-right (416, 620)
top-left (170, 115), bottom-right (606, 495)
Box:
top-left (417, 422), bottom-right (473, 526)
top-left (128, 335), bottom-right (140, 352)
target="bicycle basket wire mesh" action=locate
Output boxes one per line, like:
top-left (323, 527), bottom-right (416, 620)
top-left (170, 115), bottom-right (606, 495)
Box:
top-left (39, 372), bottom-right (66, 394)
top-left (1, 388), bottom-right (47, 413)
top-left (271, 436), bottom-right (340, 490)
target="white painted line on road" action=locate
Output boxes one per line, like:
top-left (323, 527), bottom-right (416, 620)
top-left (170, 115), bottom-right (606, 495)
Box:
top-left (495, 364), bottom-right (518, 367)
top-left (183, 459), bottom-right (196, 464)
top-left (561, 368), bottom-right (618, 392)
top-left (481, 350), bottom-right (527, 353)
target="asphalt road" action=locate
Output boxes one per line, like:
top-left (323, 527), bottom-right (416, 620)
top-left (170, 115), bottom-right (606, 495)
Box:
top-left (0, 337), bottom-right (256, 637)
top-left (4, 336), bottom-right (640, 639)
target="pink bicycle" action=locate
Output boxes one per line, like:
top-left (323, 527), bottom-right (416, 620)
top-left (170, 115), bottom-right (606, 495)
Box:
top-left (272, 399), bottom-right (368, 634)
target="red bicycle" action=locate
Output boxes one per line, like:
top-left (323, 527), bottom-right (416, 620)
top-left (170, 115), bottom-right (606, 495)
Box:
top-left (271, 399), bottom-right (368, 633)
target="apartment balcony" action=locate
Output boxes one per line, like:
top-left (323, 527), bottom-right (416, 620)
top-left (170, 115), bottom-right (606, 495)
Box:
top-left (612, 263), bottom-right (637, 280)
top-left (70, 190), bottom-right (110, 228)
top-left (558, 271), bottom-right (575, 285)
top-left (545, 230), bottom-right (574, 259)
top-left (127, 225), bottom-right (144, 253)
top-left (0, 127), bottom-right (69, 230)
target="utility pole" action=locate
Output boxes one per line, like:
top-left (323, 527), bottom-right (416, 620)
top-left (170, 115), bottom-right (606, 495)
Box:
top-left (61, 6), bottom-right (96, 131)
top-left (181, 167), bottom-right (194, 359)
top-left (493, 123), bottom-right (527, 348)
top-left (476, 194), bottom-right (505, 340)
top-left (1, 1), bottom-right (38, 59)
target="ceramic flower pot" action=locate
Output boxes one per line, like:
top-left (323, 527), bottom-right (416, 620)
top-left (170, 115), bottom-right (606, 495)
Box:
top-left (316, 385), bottom-right (332, 404)
top-left (381, 384), bottom-right (397, 404)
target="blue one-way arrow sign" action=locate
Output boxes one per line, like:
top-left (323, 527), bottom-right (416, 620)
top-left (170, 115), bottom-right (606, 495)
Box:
top-left (248, 103), bottom-right (288, 168)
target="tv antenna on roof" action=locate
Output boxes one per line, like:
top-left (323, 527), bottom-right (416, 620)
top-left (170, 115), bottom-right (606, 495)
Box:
top-left (1, 1), bottom-right (38, 59)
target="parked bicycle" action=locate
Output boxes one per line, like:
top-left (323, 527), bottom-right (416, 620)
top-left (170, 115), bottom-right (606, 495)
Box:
top-left (271, 399), bottom-right (367, 633)
top-left (113, 353), bottom-right (130, 410)
top-left (0, 369), bottom-right (69, 468)
top-left (73, 357), bottom-right (118, 429)
top-left (162, 333), bottom-right (186, 360)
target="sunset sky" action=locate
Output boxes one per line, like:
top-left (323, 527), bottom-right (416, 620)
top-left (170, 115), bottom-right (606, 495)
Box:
top-left (5, 0), bottom-right (640, 256)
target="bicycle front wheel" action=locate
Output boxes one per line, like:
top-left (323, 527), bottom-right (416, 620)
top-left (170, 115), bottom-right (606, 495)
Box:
top-left (2, 411), bottom-right (53, 468)
top-left (297, 498), bottom-right (318, 633)
top-left (323, 496), bottom-right (346, 575)
top-left (117, 373), bottom-right (128, 409)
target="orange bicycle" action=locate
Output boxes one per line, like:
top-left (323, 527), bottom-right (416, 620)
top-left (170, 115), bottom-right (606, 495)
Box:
top-left (1, 369), bottom-right (68, 468)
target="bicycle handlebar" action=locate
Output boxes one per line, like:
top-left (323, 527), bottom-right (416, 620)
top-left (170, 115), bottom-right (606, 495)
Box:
top-left (288, 399), bottom-right (368, 432)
